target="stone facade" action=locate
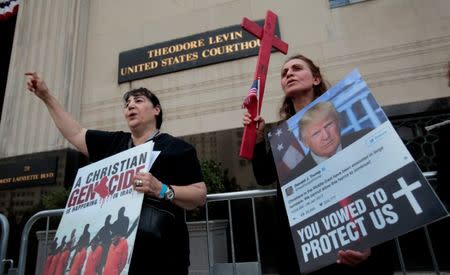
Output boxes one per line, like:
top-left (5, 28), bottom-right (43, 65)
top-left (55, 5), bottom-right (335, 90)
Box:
top-left (1, 0), bottom-right (449, 157)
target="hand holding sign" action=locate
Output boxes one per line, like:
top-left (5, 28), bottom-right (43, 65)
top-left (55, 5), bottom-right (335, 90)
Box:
top-left (337, 248), bottom-right (371, 266)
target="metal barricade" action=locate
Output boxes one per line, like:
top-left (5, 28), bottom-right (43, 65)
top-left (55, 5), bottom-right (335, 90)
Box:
top-left (395, 171), bottom-right (442, 275)
top-left (17, 209), bottom-right (63, 275)
top-left (13, 171), bottom-right (447, 275)
top-left (0, 213), bottom-right (10, 275)
top-left (205, 189), bottom-right (276, 275)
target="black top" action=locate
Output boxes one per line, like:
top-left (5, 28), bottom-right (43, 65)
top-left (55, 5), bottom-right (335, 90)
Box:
top-left (251, 140), bottom-right (395, 275)
top-left (86, 130), bottom-right (203, 275)
top-left (252, 141), bottom-right (302, 275)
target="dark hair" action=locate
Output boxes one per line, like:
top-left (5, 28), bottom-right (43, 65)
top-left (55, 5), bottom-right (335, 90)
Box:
top-left (279, 54), bottom-right (329, 120)
top-left (123, 87), bottom-right (163, 129)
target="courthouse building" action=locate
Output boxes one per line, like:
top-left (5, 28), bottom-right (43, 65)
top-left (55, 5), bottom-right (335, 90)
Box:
top-left (0, 0), bottom-right (449, 272)
top-left (2, 0), bottom-right (449, 215)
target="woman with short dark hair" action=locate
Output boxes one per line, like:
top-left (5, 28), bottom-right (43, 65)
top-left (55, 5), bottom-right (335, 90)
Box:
top-left (26, 72), bottom-right (207, 275)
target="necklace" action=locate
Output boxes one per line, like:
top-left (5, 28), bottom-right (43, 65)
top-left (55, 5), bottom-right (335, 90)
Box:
top-left (128, 129), bottom-right (160, 148)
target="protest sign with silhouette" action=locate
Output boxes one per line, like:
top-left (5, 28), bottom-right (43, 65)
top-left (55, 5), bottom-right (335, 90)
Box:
top-left (45, 142), bottom-right (159, 275)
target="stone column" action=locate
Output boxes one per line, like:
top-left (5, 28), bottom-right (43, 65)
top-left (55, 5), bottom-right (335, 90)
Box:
top-left (0, 0), bottom-right (90, 157)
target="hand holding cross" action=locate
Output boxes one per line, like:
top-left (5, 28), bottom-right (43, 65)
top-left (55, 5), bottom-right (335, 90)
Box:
top-left (239, 10), bottom-right (289, 160)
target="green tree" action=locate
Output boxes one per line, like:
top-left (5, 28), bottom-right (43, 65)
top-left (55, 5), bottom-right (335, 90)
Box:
top-left (200, 159), bottom-right (240, 194)
top-left (42, 188), bottom-right (70, 209)
top-left (187, 160), bottom-right (240, 221)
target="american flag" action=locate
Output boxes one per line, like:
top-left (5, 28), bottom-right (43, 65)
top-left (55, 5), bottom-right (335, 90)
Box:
top-left (268, 121), bottom-right (305, 185)
top-left (242, 79), bottom-right (259, 108)
top-left (0, 0), bottom-right (19, 21)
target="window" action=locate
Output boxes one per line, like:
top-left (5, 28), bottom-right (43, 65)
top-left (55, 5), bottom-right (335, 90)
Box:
top-left (329, 0), bottom-right (371, 9)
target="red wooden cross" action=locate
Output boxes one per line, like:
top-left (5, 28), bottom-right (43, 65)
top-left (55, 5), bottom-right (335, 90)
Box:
top-left (239, 10), bottom-right (289, 160)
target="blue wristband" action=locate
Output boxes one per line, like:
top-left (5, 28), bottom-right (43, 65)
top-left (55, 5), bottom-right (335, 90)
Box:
top-left (159, 183), bottom-right (168, 199)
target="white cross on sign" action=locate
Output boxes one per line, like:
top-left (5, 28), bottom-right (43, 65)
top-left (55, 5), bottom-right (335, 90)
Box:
top-left (392, 177), bottom-right (423, 215)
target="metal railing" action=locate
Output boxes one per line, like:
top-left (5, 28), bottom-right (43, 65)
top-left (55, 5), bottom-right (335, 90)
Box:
top-left (203, 185), bottom-right (445, 275)
top-left (8, 171), bottom-right (446, 275)
top-left (205, 189), bottom-right (276, 274)
top-left (0, 213), bottom-right (10, 275)
top-left (17, 209), bottom-right (63, 275)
